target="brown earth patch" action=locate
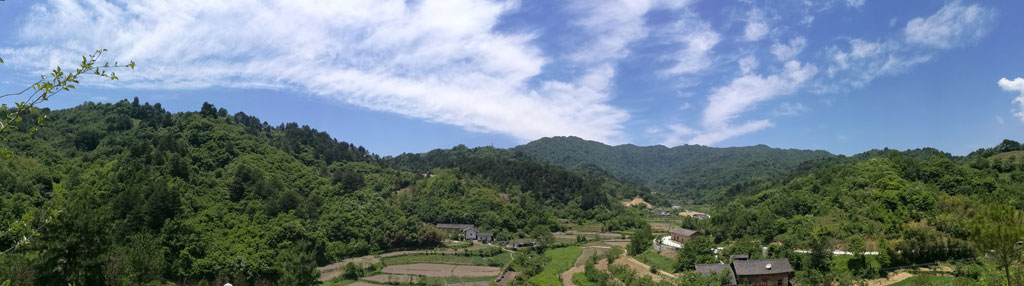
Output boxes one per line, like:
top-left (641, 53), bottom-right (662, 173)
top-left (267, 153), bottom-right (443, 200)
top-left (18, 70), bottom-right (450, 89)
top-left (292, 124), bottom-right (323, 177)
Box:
top-left (363, 274), bottom-right (419, 284)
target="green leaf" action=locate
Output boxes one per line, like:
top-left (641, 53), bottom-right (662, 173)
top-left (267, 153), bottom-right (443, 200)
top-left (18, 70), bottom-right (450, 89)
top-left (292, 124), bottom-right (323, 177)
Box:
top-left (0, 57), bottom-right (4, 63)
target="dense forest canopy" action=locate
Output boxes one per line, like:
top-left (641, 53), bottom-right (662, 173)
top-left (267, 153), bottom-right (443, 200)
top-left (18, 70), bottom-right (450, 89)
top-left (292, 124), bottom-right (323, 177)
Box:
top-left (1, 100), bottom-right (1023, 285)
top-left (513, 136), bottom-right (833, 202)
top-left (0, 100), bottom-right (648, 285)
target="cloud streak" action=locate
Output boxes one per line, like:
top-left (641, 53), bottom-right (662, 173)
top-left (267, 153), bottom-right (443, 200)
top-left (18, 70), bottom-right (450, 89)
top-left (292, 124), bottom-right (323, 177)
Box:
top-left (1, 0), bottom-right (681, 144)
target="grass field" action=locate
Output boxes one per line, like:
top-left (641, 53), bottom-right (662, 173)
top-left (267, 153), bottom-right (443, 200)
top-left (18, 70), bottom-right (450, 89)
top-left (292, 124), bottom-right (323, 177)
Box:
top-left (638, 250), bottom-right (676, 273)
top-left (890, 274), bottom-right (959, 285)
top-left (572, 271), bottom-right (596, 286)
top-left (381, 252), bottom-right (511, 267)
top-left (528, 246), bottom-right (583, 286)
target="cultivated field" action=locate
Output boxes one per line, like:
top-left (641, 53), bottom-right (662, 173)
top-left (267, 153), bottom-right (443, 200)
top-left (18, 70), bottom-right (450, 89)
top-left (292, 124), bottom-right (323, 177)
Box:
top-left (381, 263), bottom-right (501, 277)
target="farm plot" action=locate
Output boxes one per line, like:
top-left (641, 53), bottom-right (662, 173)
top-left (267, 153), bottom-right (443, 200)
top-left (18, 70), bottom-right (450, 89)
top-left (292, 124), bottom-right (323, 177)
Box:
top-left (381, 263), bottom-right (501, 277)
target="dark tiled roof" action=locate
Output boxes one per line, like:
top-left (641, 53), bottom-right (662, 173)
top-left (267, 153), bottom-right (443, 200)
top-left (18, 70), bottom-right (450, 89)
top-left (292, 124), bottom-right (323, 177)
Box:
top-left (436, 223), bottom-right (474, 230)
top-left (478, 232), bottom-right (493, 237)
top-left (669, 228), bottom-right (698, 236)
top-left (695, 264), bottom-right (737, 285)
top-left (733, 259), bottom-right (794, 276)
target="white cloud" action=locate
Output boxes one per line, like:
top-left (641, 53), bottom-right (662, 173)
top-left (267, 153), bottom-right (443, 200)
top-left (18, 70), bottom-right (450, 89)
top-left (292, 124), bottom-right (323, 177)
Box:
top-left (659, 124), bottom-right (698, 146)
top-left (703, 60), bottom-right (817, 130)
top-left (738, 56), bottom-right (758, 74)
top-left (905, 1), bottom-right (996, 48)
top-left (688, 120), bottom-right (773, 146)
top-left (1, 0), bottom-right (676, 144)
top-left (774, 102), bottom-right (807, 116)
top-left (998, 77), bottom-right (1024, 122)
top-left (663, 10), bottom-right (720, 75)
top-left (679, 102), bottom-right (692, 110)
top-left (743, 9), bottom-right (769, 42)
top-left (770, 36), bottom-right (807, 61)
top-left (823, 38), bottom-right (931, 90)
top-left (661, 61), bottom-right (815, 146)
top-left (845, 0), bottom-right (865, 8)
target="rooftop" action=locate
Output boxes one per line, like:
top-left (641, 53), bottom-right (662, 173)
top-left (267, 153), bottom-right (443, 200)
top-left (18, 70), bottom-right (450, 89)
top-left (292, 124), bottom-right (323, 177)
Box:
top-left (695, 264), bottom-right (737, 285)
top-left (669, 228), bottom-right (698, 236)
top-left (732, 259), bottom-right (794, 276)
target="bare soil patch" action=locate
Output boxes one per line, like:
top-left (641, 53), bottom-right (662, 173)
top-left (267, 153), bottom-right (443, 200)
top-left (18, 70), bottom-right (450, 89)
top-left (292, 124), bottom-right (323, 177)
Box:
top-left (866, 271), bottom-right (913, 286)
top-left (382, 263), bottom-right (500, 277)
top-left (497, 271), bottom-right (519, 286)
top-left (363, 274), bottom-right (419, 284)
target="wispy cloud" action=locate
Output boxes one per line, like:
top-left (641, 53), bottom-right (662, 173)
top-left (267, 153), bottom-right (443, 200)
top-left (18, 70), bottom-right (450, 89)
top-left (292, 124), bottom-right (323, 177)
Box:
top-left (905, 1), bottom-right (996, 49)
top-left (820, 1), bottom-right (994, 92)
top-left (1, 0), bottom-right (685, 144)
top-left (998, 77), bottom-right (1024, 122)
top-left (770, 36), bottom-right (807, 61)
top-left (663, 17), bottom-right (720, 75)
top-left (703, 60), bottom-right (817, 131)
top-left (743, 9), bottom-right (769, 42)
top-left (773, 102), bottom-right (807, 116)
top-left (660, 61), bottom-right (816, 146)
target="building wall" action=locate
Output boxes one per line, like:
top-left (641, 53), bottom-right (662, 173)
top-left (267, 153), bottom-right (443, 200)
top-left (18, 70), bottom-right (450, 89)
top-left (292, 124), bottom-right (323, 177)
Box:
top-left (465, 229), bottom-right (477, 240)
top-left (737, 273), bottom-right (789, 286)
top-left (671, 233), bottom-right (694, 243)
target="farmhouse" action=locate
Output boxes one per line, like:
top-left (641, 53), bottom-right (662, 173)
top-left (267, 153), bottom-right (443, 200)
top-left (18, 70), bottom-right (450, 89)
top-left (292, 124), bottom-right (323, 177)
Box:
top-left (477, 232), bottom-right (493, 243)
top-left (669, 227), bottom-right (699, 243)
top-left (697, 258), bottom-right (793, 286)
top-left (434, 223), bottom-right (495, 243)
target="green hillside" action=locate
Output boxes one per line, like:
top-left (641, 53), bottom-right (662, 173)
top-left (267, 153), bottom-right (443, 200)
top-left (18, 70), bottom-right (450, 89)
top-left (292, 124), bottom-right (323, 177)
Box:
top-left (0, 100), bottom-right (643, 285)
top-left (512, 136), bottom-right (833, 201)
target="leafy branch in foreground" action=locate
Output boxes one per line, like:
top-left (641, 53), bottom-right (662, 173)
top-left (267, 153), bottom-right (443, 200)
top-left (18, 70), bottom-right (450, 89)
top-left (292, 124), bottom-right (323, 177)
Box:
top-left (0, 49), bottom-right (135, 156)
top-left (0, 49), bottom-right (133, 263)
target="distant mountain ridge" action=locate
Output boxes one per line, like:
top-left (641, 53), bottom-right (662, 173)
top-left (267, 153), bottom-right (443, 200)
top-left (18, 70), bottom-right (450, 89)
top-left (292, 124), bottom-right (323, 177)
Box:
top-left (512, 136), bottom-right (834, 201)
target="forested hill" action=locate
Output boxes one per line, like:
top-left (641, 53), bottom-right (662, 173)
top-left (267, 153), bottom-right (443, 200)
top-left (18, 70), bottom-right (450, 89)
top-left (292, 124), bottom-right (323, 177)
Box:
top-left (512, 136), bottom-right (833, 201)
top-left (0, 100), bottom-right (645, 285)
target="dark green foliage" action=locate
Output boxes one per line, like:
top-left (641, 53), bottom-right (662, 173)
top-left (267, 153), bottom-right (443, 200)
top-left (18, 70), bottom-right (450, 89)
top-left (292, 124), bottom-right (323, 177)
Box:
top-left (675, 236), bottom-right (716, 272)
top-left (513, 136), bottom-right (833, 201)
top-left (627, 224), bottom-right (653, 255)
top-left (1, 100), bottom-right (635, 285)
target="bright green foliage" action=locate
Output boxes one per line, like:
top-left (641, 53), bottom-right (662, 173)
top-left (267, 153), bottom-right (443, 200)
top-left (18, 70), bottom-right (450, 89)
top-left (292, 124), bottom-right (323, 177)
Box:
top-left (0, 100), bottom-right (649, 284)
top-left (527, 246), bottom-right (582, 286)
top-left (675, 236), bottom-right (716, 272)
top-left (971, 205), bottom-right (1024, 286)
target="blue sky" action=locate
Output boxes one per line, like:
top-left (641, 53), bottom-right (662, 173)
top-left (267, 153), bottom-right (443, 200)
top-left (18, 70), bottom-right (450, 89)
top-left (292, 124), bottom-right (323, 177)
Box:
top-left (1, 0), bottom-right (1023, 156)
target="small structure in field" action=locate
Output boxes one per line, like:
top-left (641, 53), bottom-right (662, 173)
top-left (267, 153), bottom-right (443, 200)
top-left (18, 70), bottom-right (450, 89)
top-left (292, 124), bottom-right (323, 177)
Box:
top-left (477, 232), bottom-right (493, 243)
top-left (435, 223), bottom-right (496, 243)
top-left (669, 227), bottom-right (699, 243)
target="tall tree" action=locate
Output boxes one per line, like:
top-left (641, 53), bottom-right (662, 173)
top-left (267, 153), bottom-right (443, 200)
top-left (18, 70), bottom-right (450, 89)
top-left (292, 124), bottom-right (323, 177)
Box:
top-left (971, 205), bottom-right (1024, 286)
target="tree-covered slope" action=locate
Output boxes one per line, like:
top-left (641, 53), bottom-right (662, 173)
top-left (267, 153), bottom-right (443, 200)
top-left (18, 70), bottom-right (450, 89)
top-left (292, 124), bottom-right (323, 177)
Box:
top-left (512, 136), bottom-right (833, 201)
top-left (0, 100), bottom-right (640, 285)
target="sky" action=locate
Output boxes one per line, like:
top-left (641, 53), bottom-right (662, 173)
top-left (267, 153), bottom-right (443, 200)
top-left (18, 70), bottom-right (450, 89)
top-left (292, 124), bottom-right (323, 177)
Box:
top-left (1, 0), bottom-right (1023, 156)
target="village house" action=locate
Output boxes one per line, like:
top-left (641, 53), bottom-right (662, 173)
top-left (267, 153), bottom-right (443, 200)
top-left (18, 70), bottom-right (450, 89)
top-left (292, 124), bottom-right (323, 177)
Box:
top-left (669, 227), bottom-right (699, 243)
top-left (434, 223), bottom-right (494, 243)
top-left (696, 258), bottom-right (793, 286)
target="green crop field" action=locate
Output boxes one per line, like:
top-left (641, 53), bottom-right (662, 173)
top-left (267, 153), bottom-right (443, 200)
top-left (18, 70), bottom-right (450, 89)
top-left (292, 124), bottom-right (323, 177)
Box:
top-left (528, 246), bottom-right (583, 286)
top-left (381, 252), bottom-right (511, 267)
